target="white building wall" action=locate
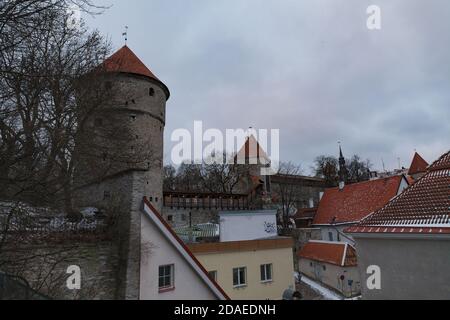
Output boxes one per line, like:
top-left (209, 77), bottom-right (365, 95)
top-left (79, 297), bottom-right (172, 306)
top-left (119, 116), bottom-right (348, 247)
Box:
top-left (298, 258), bottom-right (361, 297)
top-left (140, 214), bottom-right (217, 300)
top-left (219, 211), bottom-right (278, 242)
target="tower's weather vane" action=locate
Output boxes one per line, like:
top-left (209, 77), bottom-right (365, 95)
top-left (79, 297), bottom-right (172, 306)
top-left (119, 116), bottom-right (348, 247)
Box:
top-left (122, 26), bottom-right (129, 45)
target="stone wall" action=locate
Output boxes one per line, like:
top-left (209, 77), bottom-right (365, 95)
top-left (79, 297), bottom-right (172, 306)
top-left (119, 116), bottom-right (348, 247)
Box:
top-left (0, 236), bottom-right (120, 300)
top-left (161, 207), bottom-right (220, 228)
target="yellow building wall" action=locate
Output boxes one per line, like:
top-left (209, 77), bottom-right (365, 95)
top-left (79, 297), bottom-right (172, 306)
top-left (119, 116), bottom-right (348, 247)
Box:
top-left (194, 247), bottom-right (295, 300)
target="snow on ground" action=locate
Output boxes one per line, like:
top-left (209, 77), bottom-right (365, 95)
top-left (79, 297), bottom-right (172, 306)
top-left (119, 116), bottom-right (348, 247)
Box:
top-left (298, 273), bottom-right (343, 300)
top-left (299, 273), bottom-right (363, 300)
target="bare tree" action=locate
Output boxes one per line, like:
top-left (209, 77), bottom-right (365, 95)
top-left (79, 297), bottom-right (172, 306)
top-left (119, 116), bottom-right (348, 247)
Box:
top-left (0, 3), bottom-right (110, 216)
top-left (313, 155), bottom-right (339, 186)
top-left (272, 162), bottom-right (303, 229)
top-left (200, 153), bottom-right (251, 194)
top-left (347, 155), bottom-right (372, 183)
top-left (164, 153), bottom-right (252, 195)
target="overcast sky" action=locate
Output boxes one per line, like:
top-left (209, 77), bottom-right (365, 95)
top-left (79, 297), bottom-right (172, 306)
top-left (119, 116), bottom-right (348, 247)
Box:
top-left (86, 0), bottom-right (449, 174)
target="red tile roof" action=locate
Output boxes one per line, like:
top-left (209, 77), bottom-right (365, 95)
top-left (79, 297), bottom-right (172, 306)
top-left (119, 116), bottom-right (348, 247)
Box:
top-left (313, 176), bottom-right (406, 225)
top-left (102, 46), bottom-right (170, 99)
top-left (346, 151), bottom-right (450, 235)
top-left (298, 241), bottom-right (357, 267)
top-left (408, 152), bottom-right (429, 175)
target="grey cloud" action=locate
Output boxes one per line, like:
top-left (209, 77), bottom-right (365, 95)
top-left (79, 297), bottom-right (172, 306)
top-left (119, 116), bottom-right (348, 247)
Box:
top-left (87, 0), bottom-right (450, 173)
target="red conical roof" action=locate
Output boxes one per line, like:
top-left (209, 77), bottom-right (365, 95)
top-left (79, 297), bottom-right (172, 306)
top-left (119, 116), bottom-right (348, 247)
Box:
top-left (408, 152), bottom-right (429, 175)
top-left (102, 46), bottom-right (170, 99)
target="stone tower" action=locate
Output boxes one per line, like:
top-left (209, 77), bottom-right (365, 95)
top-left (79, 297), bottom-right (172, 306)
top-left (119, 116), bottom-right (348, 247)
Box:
top-left (74, 46), bottom-right (170, 299)
top-left (75, 45), bottom-right (169, 211)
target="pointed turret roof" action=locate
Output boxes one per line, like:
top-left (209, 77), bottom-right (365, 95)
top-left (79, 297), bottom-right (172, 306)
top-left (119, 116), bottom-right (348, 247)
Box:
top-left (102, 46), bottom-right (170, 99)
top-left (236, 135), bottom-right (270, 165)
top-left (408, 152), bottom-right (429, 175)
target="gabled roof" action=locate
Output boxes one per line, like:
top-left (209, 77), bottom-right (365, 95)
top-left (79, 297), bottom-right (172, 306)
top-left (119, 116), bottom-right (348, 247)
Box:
top-left (102, 46), bottom-right (170, 100)
top-left (313, 175), bottom-right (406, 225)
top-left (298, 241), bottom-right (357, 267)
top-left (142, 198), bottom-right (229, 300)
top-left (408, 152), bottom-right (429, 175)
top-left (346, 151), bottom-right (450, 235)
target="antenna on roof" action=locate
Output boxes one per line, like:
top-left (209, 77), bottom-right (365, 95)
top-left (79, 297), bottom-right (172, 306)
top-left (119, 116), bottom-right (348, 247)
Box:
top-left (381, 158), bottom-right (386, 172)
top-left (122, 26), bottom-right (129, 45)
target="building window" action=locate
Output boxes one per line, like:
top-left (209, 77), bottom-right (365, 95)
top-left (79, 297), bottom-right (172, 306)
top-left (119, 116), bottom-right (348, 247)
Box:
top-left (323, 265), bottom-right (327, 271)
top-left (310, 262), bottom-right (313, 267)
top-left (149, 87), bottom-right (155, 96)
top-left (260, 264), bottom-right (273, 283)
top-left (233, 267), bottom-right (247, 288)
top-left (149, 197), bottom-right (153, 202)
top-left (158, 265), bottom-right (174, 291)
top-left (167, 215), bottom-right (173, 222)
top-left (208, 271), bottom-right (218, 282)
top-left (103, 191), bottom-right (111, 200)
top-left (155, 197), bottom-right (159, 203)
top-left (130, 114), bottom-right (137, 121)
top-left (328, 232), bottom-right (334, 242)
top-left (181, 214), bottom-right (187, 222)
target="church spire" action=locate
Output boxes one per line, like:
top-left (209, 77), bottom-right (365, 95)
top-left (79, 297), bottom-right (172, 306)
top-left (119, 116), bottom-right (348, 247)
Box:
top-left (338, 142), bottom-right (348, 189)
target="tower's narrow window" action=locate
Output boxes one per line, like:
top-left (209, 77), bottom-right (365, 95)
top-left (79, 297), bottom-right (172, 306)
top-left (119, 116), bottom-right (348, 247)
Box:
top-left (103, 191), bottom-right (111, 200)
top-left (105, 81), bottom-right (112, 90)
top-left (94, 118), bottom-right (103, 127)
top-left (149, 88), bottom-right (155, 97)
top-left (130, 114), bottom-right (137, 121)
top-left (132, 99), bottom-right (136, 104)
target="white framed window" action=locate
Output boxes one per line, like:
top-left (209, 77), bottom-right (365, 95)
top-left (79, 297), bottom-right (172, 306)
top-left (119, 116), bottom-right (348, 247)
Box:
top-left (158, 264), bottom-right (174, 291)
top-left (260, 264), bottom-right (273, 283)
top-left (233, 267), bottom-right (247, 288)
top-left (208, 271), bottom-right (218, 282)
top-left (328, 232), bottom-right (334, 242)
